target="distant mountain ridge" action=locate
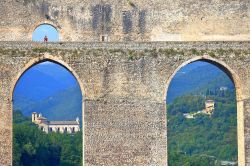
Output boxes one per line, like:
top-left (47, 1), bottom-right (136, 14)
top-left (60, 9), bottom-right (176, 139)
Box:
top-left (14, 61), bottom-right (234, 123)
top-left (14, 62), bottom-right (79, 101)
top-left (167, 63), bottom-right (237, 165)
top-left (13, 62), bottom-right (82, 121)
top-left (14, 86), bottom-right (82, 121)
top-left (167, 62), bottom-right (234, 103)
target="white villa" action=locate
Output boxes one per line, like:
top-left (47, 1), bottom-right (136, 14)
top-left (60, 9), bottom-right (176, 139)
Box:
top-left (183, 100), bottom-right (215, 119)
top-left (32, 112), bottom-right (80, 134)
top-left (204, 100), bottom-right (215, 115)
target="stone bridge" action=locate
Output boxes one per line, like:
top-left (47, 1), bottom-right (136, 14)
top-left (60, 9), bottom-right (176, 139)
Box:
top-left (0, 41), bottom-right (249, 166)
top-left (1, 0), bottom-right (250, 165)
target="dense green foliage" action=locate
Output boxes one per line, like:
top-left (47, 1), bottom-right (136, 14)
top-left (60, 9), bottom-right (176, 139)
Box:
top-left (168, 88), bottom-right (237, 165)
top-left (13, 110), bottom-right (82, 166)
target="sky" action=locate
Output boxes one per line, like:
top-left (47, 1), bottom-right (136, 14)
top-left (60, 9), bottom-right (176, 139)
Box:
top-left (13, 61), bottom-right (82, 121)
top-left (14, 61), bottom-right (80, 101)
top-left (13, 60), bottom-right (219, 102)
top-left (167, 61), bottom-right (234, 103)
top-left (32, 24), bottom-right (59, 42)
top-left (12, 60), bottom-right (232, 121)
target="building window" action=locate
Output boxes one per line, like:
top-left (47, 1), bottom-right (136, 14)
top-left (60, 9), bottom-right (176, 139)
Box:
top-left (101, 35), bottom-right (109, 42)
top-left (64, 127), bottom-right (67, 133)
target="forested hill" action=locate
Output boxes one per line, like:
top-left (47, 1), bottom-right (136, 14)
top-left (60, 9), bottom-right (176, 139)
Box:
top-left (13, 111), bottom-right (82, 166)
top-left (167, 86), bottom-right (237, 165)
top-left (13, 62), bottom-right (82, 121)
top-left (167, 62), bottom-right (234, 103)
top-left (13, 86), bottom-right (82, 121)
top-left (13, 62), bottom-right (234, 122)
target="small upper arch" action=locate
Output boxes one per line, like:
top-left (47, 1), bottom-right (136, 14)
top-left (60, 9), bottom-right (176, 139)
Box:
top-left (30, 21), bottom-right (62, 42)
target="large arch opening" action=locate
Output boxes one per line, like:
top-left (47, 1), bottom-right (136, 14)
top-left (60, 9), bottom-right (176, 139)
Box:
top-left (165, 57), bottom-right (244, 166)
top-left (32, 24), bottom-right (59, 42)
top-left (12, 57), bottom-right (84, 166)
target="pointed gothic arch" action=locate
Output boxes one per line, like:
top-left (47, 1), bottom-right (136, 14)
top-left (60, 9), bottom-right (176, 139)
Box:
top-left (10, 54), bottom-right (86, 165)
top-left (164, 55), bottom-right (245, 166)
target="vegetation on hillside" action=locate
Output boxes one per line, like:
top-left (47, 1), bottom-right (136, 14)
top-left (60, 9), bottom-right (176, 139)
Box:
top-left (167, 88), bottom-right (237, 166)
top-left (13, 110), bottom-right (82, 166)
top-left (14, 87), bottom-right (82, 121)
top-left (167, 62), bottom-right (234, 103)
top-left (12, 61), bottom-right (237, 166)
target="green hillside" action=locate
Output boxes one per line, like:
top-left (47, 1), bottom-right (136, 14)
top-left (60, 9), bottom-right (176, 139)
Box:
top-left (167, 62), bottom-right (234, 103)
top-left (14, 86), bottom-right (82, 121)
top-left (167, 88), bottom-right (237, 165)
top-left (13, 110), bottom-right (82, 166)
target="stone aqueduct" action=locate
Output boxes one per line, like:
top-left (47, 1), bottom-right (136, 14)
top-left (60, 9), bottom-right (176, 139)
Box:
top-left (0, 0), bottom-right (250, 166)
top-left (0, 42), bottom-right (249, 166)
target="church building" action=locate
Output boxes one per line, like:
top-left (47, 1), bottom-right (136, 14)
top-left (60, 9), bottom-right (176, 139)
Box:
top-left (32, 112), bottom-right (80, 134)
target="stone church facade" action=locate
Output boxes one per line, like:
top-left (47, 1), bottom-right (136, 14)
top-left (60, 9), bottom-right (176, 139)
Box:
top-left (32, 112), bottom-right (80, 134)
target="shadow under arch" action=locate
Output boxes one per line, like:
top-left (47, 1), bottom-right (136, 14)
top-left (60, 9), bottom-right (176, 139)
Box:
top-left (30, 21), bottom-right (62, 41)
top-left (10, 54), bottom-right (86, 165)
top-left (164, 55), bottom-right (245, 166)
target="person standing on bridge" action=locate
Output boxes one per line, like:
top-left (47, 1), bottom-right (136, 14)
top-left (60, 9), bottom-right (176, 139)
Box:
top-left (44, 36), bottom-right (48, 42)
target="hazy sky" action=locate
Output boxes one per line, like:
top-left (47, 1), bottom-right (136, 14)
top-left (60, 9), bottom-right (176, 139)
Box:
top-left (167, 61), bottom-right (234, 103)
top-left (13, 61), bottom-right (82, 120)
top-left (14, 61), bottom-right (80, 101)
top-left (32, 24), bottom-right (59, 42)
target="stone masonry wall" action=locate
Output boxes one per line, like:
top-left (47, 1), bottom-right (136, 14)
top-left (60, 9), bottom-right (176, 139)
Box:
top-left (0, 42), bottom-right (249, 165)
top-left (0, 0), bottom-right (249, 42)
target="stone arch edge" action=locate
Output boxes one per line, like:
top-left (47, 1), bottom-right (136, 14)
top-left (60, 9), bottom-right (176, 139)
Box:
top-left (163, 55), bottom-right (245, 166)
top-left (28, 20), bottom-right (63, 41)
top-left (10, 54), bottom-right (86, 166)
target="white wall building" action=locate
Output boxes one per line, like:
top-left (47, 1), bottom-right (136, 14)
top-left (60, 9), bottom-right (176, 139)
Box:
top-left (204, 100), bottom-right (215, 115)
top-left (32, 112), bottom-right (80, 134)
